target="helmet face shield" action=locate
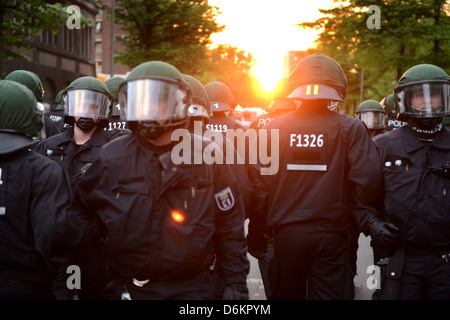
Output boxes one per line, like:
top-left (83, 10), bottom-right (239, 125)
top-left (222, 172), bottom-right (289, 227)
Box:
top-left (63, 89), bottom-right (112, 120)
top-left (119, 78), bottom-right (189, 122)
top-left (356, 110), bottom-right (386, 129)
top-left (395, 80), bottom-right (450, 118)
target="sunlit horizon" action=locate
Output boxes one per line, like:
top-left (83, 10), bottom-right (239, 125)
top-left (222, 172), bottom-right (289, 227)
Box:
top-left (208, 0), bottom-right (336, 92)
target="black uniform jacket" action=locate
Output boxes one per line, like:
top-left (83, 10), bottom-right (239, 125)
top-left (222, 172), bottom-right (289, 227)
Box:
top-left (0, 147), bottom-right (74, 282)
top-left (250, 107), bottom-right (383, 235)
top-left (71, 132), bottom-right (249, 285)
top-left (33, 127), bottom-right (110, 187)
top-left (374, 126), bottom-right (450, 253)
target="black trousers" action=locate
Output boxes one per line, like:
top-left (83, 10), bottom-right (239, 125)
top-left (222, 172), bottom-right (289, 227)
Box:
top-left (271, 225), bottom-right (350, 300)
top-left (400, 250), bottom-right (450, 300)
top-left (0, 278), bottom-right (53, 300)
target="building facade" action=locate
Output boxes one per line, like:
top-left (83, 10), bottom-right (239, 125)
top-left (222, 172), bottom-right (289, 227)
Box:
top-left (94, 0), bottom-right (130, 82)
top-left (3, 0), bottom-right (99, 107)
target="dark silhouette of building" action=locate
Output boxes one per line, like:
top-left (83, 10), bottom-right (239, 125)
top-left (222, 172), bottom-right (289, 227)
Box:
top-left (3, 1), bottom-right (99, 107)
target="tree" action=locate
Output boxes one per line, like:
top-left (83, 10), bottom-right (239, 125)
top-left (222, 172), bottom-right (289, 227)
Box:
top-left (111, 0), bottom-right (269, 108)
top-left (113, 0), bottom-right (223, 72)
top-left (299, 0), bottom-right (450, 113)
top-left (0, 0), bottom-right (92, 76)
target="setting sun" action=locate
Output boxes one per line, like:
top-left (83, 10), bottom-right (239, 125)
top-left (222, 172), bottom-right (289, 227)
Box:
top-left (208, 0), bottom-right (336, 92)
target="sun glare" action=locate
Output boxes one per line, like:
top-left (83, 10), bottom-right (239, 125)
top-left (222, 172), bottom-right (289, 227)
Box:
top-left (209, 0), bottom-right (334, 92)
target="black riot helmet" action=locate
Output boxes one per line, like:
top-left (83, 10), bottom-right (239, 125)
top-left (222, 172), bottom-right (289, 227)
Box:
top-left (288, 54), bottom-right (347, 111)
top-left (205, 81), bottom-right (237, 115)
top-left (118, 61), bottom-right (192, 140)
top-left (265, 76), bottom-right (296, 112)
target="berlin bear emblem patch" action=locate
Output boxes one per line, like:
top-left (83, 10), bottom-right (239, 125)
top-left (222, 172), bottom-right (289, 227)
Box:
top-left (214, 187), bottom-right (235, 211)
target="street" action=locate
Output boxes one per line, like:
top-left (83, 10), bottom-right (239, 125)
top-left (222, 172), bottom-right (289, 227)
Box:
top-left (246, 231), bottom-right (377, 300)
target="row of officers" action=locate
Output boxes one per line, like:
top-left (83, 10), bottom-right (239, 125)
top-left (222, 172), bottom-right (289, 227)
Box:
top-left (0, 54), bottom-right (450, 300)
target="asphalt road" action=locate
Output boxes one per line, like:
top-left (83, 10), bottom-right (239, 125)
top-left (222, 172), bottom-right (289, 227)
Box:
top-left (246, 231), bottom-right (377, 300)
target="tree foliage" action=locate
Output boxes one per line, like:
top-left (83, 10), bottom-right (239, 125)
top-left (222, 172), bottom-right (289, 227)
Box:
top-left (113, 0), bottom-right (223, 71)
top-left (111, 0), bottom-right (270, 108)
top-left (0, 0), bottom-right (91, 65)
top-left (299, 0), bottom-right (450, 113)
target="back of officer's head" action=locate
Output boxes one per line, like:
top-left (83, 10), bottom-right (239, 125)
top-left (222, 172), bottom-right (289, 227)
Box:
top-left (5, 70), bottom-right (44, 103)
top-left (205, 81), bottom-right (237, 116)
top-left (183, 74), bottom-right (211, 121)
top-left (288, 54), bottom-right (347, 112)
top-left (0, 80), bottom-right (42, 153)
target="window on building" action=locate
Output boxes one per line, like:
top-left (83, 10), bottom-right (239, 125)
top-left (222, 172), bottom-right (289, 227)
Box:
top-left (95, 21), bottom-right (102, 33)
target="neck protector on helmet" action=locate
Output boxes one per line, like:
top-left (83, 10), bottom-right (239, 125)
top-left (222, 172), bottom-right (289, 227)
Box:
top-left (408, 117), bottom-right (442, 142)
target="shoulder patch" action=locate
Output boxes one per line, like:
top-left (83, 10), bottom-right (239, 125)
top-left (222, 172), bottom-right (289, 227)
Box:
top-left (214, 187), bottom-right (235, 211)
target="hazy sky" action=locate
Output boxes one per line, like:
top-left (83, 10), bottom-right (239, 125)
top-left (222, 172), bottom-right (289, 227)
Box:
top-left (208, 0), bottom-right (337, 90)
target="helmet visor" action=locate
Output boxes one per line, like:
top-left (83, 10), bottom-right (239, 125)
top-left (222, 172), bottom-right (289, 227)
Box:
top-left (63, 89), bottom-right (112, 119)
top-left (119, 78), bottom-right (189, 121)
top-left (395, 81), bottom-right (450, 118)
top-left (356, 111), bottom-right (386, 129)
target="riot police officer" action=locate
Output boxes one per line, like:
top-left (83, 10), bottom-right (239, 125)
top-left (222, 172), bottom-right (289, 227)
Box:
top-left (355, 100), bottom-right (387, 137)
top-left (205, 81), bottom-right (246, 133)
top-left (33, 76), bottom-right (119, 299)
top-left (373, 64), bottom-right (450, 299)
top-left (105, 76), bottom-right (129, 132)
top-left (0, 80), bottom-right (73, 299)
top-left (44, 90), bottom-right (71, 138)
top-left (183, 74), bottom-right (212, 133)
top-left (247, 76), bottom-right (296, 299)
top-left (5, 70), bottom-right (46, 140)
top-left (70, 61), bottom-right (250, 300)
top-left (249, 76), bottom-right (296, 131)
top-left (248, 53), bottom-right (397, 300)
top-left (380, 94), bottom-right (407, 132)
top-left (33, 76), bottom-right (117, 189)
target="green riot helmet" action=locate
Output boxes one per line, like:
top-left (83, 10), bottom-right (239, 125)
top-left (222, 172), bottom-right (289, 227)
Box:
top-left (106, 76), bottom-right (125, 117)
top-left (380, 94), bottom-right (398, 114)
top-left (288, 54), bottom-right (347, 111)
top-left (394, 64), bottom-right (450, 119)
top-left (62, 76), bottom-right (114, 131)
top-left (394, 64), bottom-right (450, 140)
top-left (0, 80), bottom-right (42, 154)
top-left (355, 100), bottom-right (386, 129)
top-left (205, 81), bottom-right (237, 114)
top-left (265, 76), bottom-right (296, 112)
top-left (51, 89), bottom-right (65, 112)
top-left (118, 61), bottom-right (192, 139)
top-left (183, 74), bottom-right (211, 119)
top-left (5, 70), bottom-right (44, 103)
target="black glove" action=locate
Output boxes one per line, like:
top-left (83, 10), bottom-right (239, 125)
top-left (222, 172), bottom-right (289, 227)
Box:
top-left (368, 216), bottom-right (400, 247)
top-left (246, 232), bottom-right (267, 260)
top-left (223, 284), bottom-right (249, 300)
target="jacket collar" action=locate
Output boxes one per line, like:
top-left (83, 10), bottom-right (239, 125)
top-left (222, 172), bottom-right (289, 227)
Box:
top-left (403, 126), bottom-right (450, 152)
